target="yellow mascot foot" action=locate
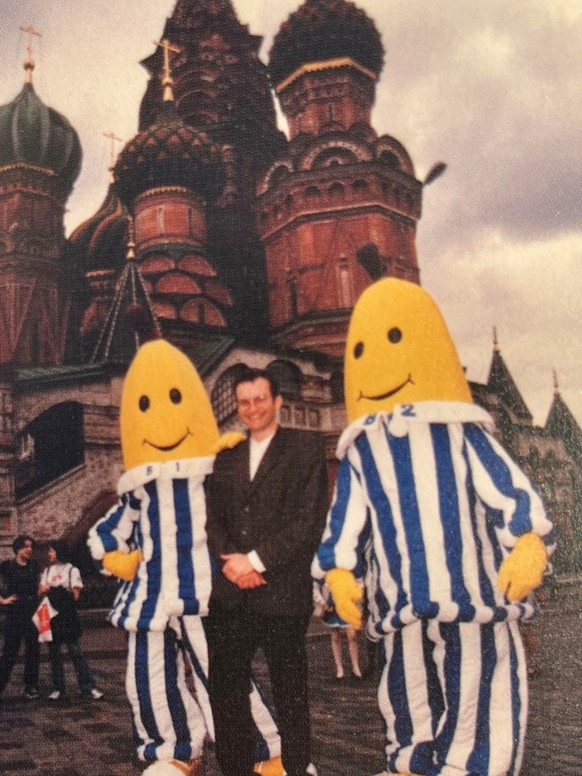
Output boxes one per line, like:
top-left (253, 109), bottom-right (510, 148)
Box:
top-left (254, 758), bottom-right (318, 776)
top-left (373, 772), bottom-right (421, 776)
top-left (254, 756), bottom-right (284, 776)
top-left (143, 758), bottom-right (202, 776)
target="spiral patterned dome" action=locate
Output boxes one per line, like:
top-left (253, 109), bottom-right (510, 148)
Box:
top-left (114, 100), bottom-right (225, 206)
top-left (269, 0), bottom-right (384, 88)
top-left (0, 82), bottom-right (82, 191)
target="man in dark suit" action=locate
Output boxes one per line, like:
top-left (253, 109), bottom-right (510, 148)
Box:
top-left (205, 367), bottom-right (328, 776)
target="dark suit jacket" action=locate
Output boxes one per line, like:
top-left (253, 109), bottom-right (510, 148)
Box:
top-left (206, 426), bottom-right (328, 617)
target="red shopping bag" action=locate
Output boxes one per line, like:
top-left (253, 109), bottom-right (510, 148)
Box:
top-left (32, 596), bottom-right (57, 642)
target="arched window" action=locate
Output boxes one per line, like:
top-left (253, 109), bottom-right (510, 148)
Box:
top-left (311, 148), bottom-right (357, 169)
top-left (288, 274), bottom-right (298, 318)
top-left (330, 370), bottom-right (344, 403)
top-left (337, 256), bottom-right (352, 308)
top-left (15, 402), bottom-right (84, 500)
top-left (379, 151), bottom-right (400, 169)
top-left (304, 186), bottom-right (320, 200)
top-left (328, 182), bottom-right (345, 200)
top-left (270, 165), bottom-right (291, 186)
top-left (267, 360), bottom-right (302, 400)
top-left (352, 179), bottom-right (369, 193)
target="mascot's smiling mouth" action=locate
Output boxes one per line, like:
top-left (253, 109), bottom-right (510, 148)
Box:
top-left (143, 430), bottom-right (191, 451)
top-left (358, 375), bottom-right (413, 402)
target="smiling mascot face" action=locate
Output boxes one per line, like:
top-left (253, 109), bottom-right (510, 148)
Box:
top-left (120, 339), bottom-right (219, 470)
top-left (345, 278), bottom-right (473, 423)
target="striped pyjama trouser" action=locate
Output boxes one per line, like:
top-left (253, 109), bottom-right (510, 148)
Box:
top-left (378, 619), bottom-right (527, 776)
top-left (126, 615), bottom-right (280, 763)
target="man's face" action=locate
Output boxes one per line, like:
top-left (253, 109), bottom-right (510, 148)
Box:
top-left (17, 540), bottom-right (33, 563)
top-left (236, 377), bottom-right (282, 439)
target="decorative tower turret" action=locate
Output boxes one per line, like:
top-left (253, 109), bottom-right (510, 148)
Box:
top-left (269, 0), bottom-right (384, 139)
top-left (112, 40), bottom-right (233, 351)
top-left (138, 0), bottom-right (286, 343)
top-left (259, 0), bottom-right (423, 357)
top-left (0, 28), bottom-right (82, 365)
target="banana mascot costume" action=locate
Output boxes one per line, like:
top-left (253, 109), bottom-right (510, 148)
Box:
top-left (313, 279), bottom-right (554, 776)
top-left (89, 337), bottom-right (282, 776)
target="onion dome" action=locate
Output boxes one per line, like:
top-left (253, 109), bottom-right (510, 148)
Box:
top-left (269, 0), bottom-right (384, 89)
top-left (113, 100), bottom-right (225, 206)
top-left (69, 184), bottom-right (128, 273)
top-left (0, 81), bottom-right (82, 191)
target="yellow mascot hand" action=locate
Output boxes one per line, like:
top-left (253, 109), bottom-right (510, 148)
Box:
top-left (212, 432), bottom-right (246, 454)
top-left (102, 549), bottom-right (143, 582)
top-left (325, 568), bottom-right (364, 630)
top-left (498, 533), bottom-right (547, 602)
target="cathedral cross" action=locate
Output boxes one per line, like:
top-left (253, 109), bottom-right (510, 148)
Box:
top-left (20, 24), bottom-right (42, 83)
top-left (103, 131), bottom-right (124, 175)
top-left (154, 38), bottom-right (181, 101)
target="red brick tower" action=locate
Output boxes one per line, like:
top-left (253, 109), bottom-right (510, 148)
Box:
top-left (0, 48), bottom-right (81, 365)
top-left (260, 0), bottom-right (423, 357)
top-left (138, 0), bottom-right (287, 343)
top-left (112, 50), bottom-right (234, 351)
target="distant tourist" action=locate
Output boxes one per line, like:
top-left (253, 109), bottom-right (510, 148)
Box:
top-left (0, 535), bottom-right (41, 699)
top-left (313, 580), bottom-right (363, 681)
top-left (38, 540), bottom-right (103, 701)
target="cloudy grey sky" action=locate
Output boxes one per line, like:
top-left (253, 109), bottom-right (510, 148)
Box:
top-left (2, 0), bottom-right (581, 425)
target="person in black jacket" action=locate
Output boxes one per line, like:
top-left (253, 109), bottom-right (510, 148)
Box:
top-left (205, 367), bottom-right (328, 776)
top-left (0, 535), bottom-right (40, 699)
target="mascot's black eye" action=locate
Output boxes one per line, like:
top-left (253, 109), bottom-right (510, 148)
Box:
top-left (353, 342), bottom-right (364, 359)
top-left (387, 327), bottom-right (402, 344)
top-left (170, 388), bottom-right (182, 404)
top-left (139, 395), bottom-right (150, 412)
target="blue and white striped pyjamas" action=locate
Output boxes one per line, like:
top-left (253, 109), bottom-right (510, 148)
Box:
top-left (89, 457), bottom-right (280, 763)
top-left (314, 402), bottom-right (554, 776)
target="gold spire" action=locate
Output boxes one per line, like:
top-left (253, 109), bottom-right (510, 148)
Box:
top-left (553, 369), bottom-right (560, 396)
top-left (103, 131), bottom-right (123, 183)
top-left (493, 326), bottom-right (500, 352)
top-left (126, 215), bottom-right (136, 261)
top-left (20, 24), bottom-right (41, 85)
top-left (154, 38), bottom-right (181, 102)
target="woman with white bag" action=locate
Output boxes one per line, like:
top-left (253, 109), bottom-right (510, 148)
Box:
top-left (39, 540), bottom-right (104, 701)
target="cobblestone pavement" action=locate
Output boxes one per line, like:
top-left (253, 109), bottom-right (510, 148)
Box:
top-left (0, 585), bottom-right (580, 776)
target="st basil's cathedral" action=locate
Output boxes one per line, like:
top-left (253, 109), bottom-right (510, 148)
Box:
top-left (0, 0), bottom-right (580, 588)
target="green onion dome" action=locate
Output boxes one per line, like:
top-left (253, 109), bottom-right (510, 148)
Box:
top-left (0, 81), bottom-right (82, 192)
top-left (69, 184), bottom-right (128, 273)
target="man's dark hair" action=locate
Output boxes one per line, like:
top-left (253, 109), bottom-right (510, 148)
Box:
top-left (233, 367), bottom-right (281, 399)
top-left (49, 540), bottom-right (71, 563)
top-left (12, 534), bottom-right (34, 554)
